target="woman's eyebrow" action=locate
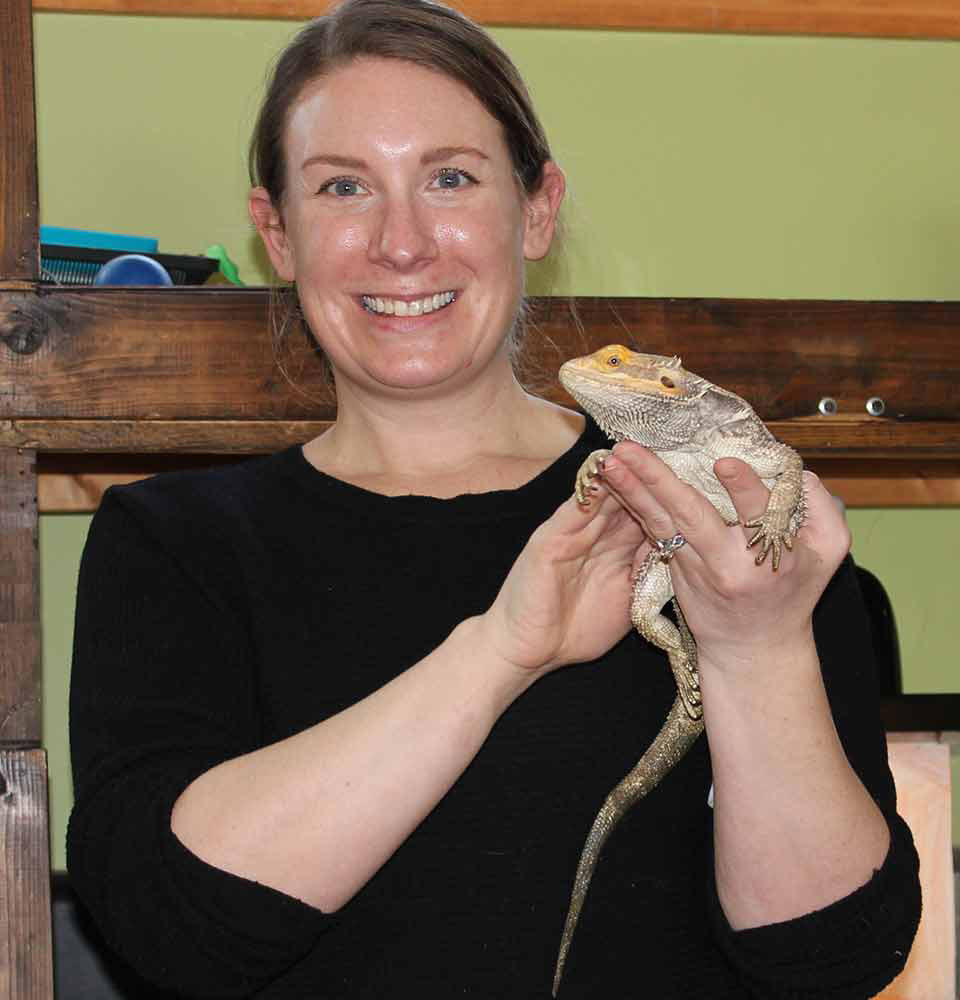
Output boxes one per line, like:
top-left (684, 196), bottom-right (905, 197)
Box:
top-left (301, 153), bottom-right (367, 171)
top-left (422, 145), bottom-right (489, 165)
top-left (300, 146), bottom-right (489, 172)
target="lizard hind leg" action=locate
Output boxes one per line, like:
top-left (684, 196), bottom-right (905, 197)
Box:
top-left (630, 564), bottom-right (703, 722)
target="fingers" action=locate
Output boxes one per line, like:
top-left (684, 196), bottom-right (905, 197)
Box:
top-left (544, 484), bottom-right (648, 564)
top-left (601, 441), bottom-right (714, 547)
top-left (713, 457), bottom-right (770, 529)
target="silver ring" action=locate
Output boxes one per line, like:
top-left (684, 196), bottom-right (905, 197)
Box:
top-left (655, 532), bottom-right (686, 562)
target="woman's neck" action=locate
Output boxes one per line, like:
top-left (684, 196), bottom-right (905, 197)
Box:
top-left (302, 371), bottom-right (583, 498)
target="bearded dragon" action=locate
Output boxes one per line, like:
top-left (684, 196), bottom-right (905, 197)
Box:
top-left (551, 345), bottom-right (806, 995)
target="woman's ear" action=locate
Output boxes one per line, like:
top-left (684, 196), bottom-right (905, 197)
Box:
top-left (522, 161), bottom-right (566, 262)
top-left (249, 187), bottom-right (296, 281)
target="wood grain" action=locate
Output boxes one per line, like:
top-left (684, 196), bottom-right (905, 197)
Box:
top-left (0, 0), bottom-right (38, 282)
top-left (29, 0), bottom-right (960, 39)
top-left (878, 739), bottom-right (955, 1000)
top-left (807, 460), bottom-right (960, 507)
top-left (2, 419), bottom-right (332, 453)
top-left (31, 455), bottom-right (960, 512)
top-left (0, 750), bottom-right (53, 1000)
top-left (0, 450), bottom-right (41, 747)
top-left (3, 291), bottom-right (959, 425)
top-left (6, 417), bottom-right (960, 459)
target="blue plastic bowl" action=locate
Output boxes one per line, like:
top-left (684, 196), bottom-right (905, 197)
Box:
top-left (93, 254), bottom-right (173, 286)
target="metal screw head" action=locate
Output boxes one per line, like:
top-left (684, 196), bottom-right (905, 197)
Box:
top-left (818, 397), bottom-right (838, 416)
top-left (866, 397), bottom-right (886, 416)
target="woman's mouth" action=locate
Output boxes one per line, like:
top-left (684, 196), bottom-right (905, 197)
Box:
top-left (361, 291), bottom-right (457, 317)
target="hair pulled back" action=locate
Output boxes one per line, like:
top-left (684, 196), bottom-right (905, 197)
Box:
top-left (249, 0), bottom-right (553, 207)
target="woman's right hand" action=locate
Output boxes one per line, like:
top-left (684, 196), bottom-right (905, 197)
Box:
top-left (480, 486), bottom-right (650, 678)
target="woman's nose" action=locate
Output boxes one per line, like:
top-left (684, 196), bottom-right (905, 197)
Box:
top-left (368, 196), bottom-right (437, 269)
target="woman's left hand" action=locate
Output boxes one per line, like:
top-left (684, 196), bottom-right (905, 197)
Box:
top-left (597, 440), bottom-right (851, 676)
top-left (600, 443), bottom-right (892, 932)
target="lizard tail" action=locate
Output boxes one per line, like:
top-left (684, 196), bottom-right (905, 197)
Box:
top-left (551, 696), bottom-right (705, 996)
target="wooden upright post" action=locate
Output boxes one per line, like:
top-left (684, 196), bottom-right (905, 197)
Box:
top-left (0, 0), bottom-right (55, 995)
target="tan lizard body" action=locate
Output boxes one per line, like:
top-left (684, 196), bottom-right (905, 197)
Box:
top-left (551, 345), bottom-right (806, 995)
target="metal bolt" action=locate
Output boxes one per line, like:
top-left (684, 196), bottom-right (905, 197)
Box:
top-left (866, 397), bottom-right (886, 416)
top-left (818, 397), bottom-right (838, 416)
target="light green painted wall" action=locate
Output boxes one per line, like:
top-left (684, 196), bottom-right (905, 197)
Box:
top-left (34, 14), bottom-right (960, 870)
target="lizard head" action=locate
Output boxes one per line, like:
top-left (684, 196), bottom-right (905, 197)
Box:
top-left (559, 345), bottom-right (713, 446)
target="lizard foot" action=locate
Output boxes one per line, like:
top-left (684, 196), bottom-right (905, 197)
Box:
top-left (743, 507), bottom-right (797, 571)
top-left (573, 449), bottom-right (612, 505)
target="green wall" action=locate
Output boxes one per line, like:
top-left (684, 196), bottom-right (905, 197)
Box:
top-left (34, 14), bottom-right (960, 870)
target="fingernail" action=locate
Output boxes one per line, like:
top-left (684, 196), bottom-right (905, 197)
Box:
top-left (714, 458), bottom-right (738, 479)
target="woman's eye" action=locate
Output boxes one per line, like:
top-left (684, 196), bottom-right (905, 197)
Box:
top-left (431, 168), bottom-right (475, 190)
top-left (318, 177), bottom-right (365, 197)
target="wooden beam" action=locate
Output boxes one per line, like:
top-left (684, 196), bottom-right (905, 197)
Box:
top-left (0, 3), bottom-right (53, 998)
top-left (0, 0), bottom-right (38, 283)
top-left (2, 291), bottom-right (959, 461)
top-left (3, 418), bottom-right (330, 453)
top-left (809, 460), bottom-right (960, 507)
top-left (3, 291), bottom-right (959, 426)
top-left (29, 0), bottom-right (960, 40)
top-left (33, 457), bottom-right (960, 513)
top-left (0, 449), bottom-right (41, 746)
top-left (5, 415), bottom-right (960, 459)
top-left (0, 751), bottom-right (53, 1000)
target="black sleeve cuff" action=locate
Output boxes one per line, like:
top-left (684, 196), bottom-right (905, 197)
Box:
top-left (709, 812), bottom-right (921, 1000)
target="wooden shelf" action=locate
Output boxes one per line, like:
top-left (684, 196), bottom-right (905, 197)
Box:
top-left (30, 0), bottom-right (960, 40)
top-left (3, 290), bottom-right (958, 458)
top-left (5, 416), bottom-right (959, 458)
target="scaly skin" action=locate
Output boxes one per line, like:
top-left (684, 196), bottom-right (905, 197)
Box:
top-left (551, 345), bottom-right (806, 995)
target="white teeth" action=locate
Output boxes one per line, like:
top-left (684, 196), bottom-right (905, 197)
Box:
top-left (362, 291), bottom-right (456, 316)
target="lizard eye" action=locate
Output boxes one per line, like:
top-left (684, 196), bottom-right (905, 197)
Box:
top-left (607, 356), bottom-right (620, 367)
top-left (661, 376), bottom-right (675, 388)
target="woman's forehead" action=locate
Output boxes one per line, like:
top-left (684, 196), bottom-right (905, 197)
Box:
top-left (286, 57), bottom-right (506, 162)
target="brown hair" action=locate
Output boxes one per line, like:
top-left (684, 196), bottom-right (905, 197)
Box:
top-left (249, 0), bottom-right (557, 399)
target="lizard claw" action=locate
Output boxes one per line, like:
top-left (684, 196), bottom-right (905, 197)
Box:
top-left (744, 516), bottom-right (794, 572)
top-left (574, 449), bottom-right (613, 505)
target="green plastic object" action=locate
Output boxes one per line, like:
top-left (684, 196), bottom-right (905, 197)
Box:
top-left (203, 244), bottom-right (245, 286)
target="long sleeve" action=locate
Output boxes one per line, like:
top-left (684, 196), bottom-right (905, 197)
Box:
top-left (67, 486), bottom-right (332, 997)
top-left (707, 557), bottom-right (922, 999)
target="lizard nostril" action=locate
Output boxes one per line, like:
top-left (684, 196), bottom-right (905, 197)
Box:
top-left (661, 376), bottom-right (675, 388)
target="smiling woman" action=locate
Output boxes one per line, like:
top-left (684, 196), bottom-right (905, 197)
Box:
top-left (249, 58), bottom-right (562, 413)
top-left (246, 0), bottom-right (562, 422)
top-left (65, 1), bottom-right (920, 997)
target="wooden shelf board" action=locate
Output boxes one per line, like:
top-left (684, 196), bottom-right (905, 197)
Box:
top-left (7, 416), bottom-right (960, 458)
top-left (29, 0), bottom-right (960, 40)
top-left (32, 446), bottom-right (960, 513)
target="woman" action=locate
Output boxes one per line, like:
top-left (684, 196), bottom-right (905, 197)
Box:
top-left (68, 1), bottom-right (920, 996)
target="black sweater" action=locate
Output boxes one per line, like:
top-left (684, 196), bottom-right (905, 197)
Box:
top-left (67, 419), bottom-right (920, 998)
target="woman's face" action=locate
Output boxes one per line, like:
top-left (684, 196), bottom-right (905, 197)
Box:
top-left (252, 57), bottom-right (563, 400)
